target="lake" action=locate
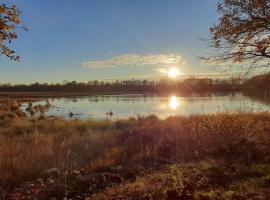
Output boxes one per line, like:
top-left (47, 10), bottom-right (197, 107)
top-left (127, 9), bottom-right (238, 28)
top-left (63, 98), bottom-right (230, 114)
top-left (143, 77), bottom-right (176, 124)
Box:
top-left (21, 92), bottom-right (270, 120)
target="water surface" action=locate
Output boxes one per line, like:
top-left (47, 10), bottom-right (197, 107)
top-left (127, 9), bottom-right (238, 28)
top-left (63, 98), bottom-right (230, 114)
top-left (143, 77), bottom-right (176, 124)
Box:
top-left (22, 92), bottom-right (270, 120)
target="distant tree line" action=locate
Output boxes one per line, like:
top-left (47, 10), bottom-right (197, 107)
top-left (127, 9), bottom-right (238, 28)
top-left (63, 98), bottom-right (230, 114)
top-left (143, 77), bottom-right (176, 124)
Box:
top-left (0, 78), bottom-right (242, 94)
top-left (244, 72), bottom-right (270, 96)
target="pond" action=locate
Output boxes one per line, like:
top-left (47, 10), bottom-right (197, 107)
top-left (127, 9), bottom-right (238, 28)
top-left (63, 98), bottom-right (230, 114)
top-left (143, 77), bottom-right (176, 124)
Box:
top-left (21, 92), bottom-right (270, 120)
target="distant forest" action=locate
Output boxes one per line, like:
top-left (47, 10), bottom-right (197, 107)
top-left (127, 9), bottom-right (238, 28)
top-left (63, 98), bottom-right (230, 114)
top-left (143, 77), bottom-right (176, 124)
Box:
top-left (244, 73), bottom-right (270, 96)
top-left (0, 78), bottom-right (242, 94)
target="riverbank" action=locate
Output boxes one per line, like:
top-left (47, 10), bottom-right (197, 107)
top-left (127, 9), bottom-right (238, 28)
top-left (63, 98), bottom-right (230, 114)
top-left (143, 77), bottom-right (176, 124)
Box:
top-left (0, 99), bottom-right (270, 199)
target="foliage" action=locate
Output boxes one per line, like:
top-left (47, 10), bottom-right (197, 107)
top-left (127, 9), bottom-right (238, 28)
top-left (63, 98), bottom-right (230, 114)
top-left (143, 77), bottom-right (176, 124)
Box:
top-left (0, 4), bottom-right (27, 61)
top-left (0, 78), bottom-right (241, 95)
top-left (93, 163), bottom-right (270, 200)
top-left (243, 72), bottom-right (270, 99)
top-left (204, 0), bottom-right (270, 72)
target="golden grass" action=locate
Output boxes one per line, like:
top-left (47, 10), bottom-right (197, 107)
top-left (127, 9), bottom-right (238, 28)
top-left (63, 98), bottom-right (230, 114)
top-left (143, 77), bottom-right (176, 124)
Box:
top-left (1, 112), bottom-right (270, 181)
top-left (1, 98), bottom-right (270, 199)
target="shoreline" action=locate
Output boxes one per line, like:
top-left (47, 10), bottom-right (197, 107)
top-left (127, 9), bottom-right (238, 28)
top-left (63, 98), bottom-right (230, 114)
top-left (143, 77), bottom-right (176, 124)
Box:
top-left (0, 90), bottom-right (240, 98)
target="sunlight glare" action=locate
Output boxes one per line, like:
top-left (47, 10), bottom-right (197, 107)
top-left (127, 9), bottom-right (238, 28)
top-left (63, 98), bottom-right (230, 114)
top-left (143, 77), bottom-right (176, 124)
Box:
top-left (169, 96), bottom-right (180, 110)
top-left (167, 67), bottom-right (181, 78)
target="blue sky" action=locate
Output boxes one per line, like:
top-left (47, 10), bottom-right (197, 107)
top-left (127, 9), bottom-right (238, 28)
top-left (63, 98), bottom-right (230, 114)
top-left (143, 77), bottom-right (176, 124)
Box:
top-left (0, 0), bottom-right (219, 83)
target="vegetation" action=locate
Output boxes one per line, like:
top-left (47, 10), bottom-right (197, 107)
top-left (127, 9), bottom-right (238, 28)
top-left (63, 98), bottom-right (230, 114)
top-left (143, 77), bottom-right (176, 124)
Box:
top-left (0, 78), bottom-right (241, 95)
top-left (1, 0), bottom-right (270, 199)
top-left (0, 99), bottom-right (270, 199)
top-left (0, 4), bottom-right (27, 61)
top-left (204, 0), bottom-right (270, 72)
top-left (243, 72), bottom-right (270, 99)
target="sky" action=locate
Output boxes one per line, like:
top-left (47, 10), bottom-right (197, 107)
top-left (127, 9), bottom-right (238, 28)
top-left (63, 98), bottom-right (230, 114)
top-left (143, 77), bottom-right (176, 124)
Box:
top-left (0, 0), bottom-right (221, 84)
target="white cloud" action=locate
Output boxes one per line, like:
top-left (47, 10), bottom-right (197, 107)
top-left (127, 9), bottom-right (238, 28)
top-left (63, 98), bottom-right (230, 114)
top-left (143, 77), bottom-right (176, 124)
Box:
top-left (82, 54), bottom-right (183, 69)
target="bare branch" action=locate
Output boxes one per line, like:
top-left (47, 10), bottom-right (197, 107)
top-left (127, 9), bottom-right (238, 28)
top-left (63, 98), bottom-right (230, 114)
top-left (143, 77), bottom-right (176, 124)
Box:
top-left (203, 0), bottom-right (270, 74)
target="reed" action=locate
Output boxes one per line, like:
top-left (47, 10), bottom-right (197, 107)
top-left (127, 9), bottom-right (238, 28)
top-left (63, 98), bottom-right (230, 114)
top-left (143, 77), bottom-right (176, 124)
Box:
top-left (1, 98), bottom-right (270, 199)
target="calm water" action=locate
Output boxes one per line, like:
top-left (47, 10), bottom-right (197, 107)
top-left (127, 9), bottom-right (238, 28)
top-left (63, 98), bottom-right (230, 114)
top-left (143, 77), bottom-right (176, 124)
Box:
top-left (22, 92), bottom-right (270, 120)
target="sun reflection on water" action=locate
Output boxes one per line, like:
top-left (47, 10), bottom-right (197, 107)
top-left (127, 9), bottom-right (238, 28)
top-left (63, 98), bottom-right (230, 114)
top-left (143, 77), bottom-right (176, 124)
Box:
top-left (169, 96), bottom-right (180, 110)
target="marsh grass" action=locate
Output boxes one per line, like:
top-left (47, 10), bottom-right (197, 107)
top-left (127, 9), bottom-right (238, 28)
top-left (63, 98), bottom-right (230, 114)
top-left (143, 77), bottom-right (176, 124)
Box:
top-left (1, 99), bottom-right (270, 199)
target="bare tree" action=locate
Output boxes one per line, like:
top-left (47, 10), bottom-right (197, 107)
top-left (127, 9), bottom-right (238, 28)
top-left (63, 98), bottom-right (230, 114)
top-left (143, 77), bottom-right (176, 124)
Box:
top-left (0, 4), bottom-right (27, 61)
top-left (203, 0), bottom-right (270, 73)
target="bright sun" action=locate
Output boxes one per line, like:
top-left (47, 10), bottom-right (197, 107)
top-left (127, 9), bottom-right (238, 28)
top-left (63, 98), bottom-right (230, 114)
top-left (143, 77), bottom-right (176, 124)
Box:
top-left (167, 67), bottom-right (180, 78)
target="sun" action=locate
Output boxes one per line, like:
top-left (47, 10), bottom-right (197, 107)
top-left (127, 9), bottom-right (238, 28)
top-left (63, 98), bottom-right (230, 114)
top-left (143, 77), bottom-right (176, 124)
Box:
top-left (167, 67), bottom-right (180, 78)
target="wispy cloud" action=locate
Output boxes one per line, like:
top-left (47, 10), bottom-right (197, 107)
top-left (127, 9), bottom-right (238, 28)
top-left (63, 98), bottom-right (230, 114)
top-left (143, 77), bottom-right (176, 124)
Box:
top-left (82, 54), bottom-right (184, 69)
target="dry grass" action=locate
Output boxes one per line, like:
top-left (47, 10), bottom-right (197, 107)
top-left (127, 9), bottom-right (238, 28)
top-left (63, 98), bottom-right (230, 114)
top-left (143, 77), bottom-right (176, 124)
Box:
top-left (0, 118), bottom-right (116, 184)
top-left (92, 163), bottom-right (270, 200)
top-left (1, 99), bottom-right (270, 199)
